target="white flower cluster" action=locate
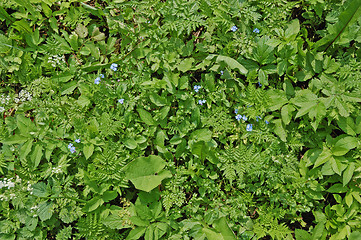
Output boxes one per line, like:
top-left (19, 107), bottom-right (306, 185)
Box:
top-left (0, 94), bottom-right (11, 113)
top-left (14, 90), bottom-right (32, 103)
top-left (48, 55), bottom-right (66, 67)
top-left (30, 205), bottom-right (39, 218)
top-left (0, 178), bottom-right (15, 189)
top-left (52, 166), bottom-right (62, 174)
top-left (27, 181), bottom-right (33, 194)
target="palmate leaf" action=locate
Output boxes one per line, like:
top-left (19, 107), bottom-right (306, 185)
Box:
top-left (314, 0), bottom-right (361, 51)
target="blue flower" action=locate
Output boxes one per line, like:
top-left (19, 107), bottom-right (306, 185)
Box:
top-left (234, 109), bottom-right (238, 114)
top-left (110, 63), bottom-right (118, 71)
top-left (258, 82), bottom-right (262, 87)
top-left (231, 26), bottom-right (238, 32)
top-left (68, 143), bottom-right (73, 149)
top-left (118, 98), bottom-right (124, 104)
top-left (265, 120), bottom-right (269, 124)
top-left (194, 85), bottom-right (201, 92)
top-left (94, 77), bottom-right (101, 84)
top-left (99, 74), bottom-right (104, 78)
top-left (242, 115), bottom-right (248, 121)
top-left (75, 139), bottom-right (81, 143)
top-left (253, 28), bottom-right (260, 34)
top-left (198, 99), bottom-right (206, 105)
top-left (220, 70), bottom-right (224, 75)
top-left (246, 124), bottom-right (253, 132)
top-left (70, 146), bottom-right (76, 153)
top-left (256, 116), bottom-right (262, 122)
top-left (235, 114), bottom-right (242, 121)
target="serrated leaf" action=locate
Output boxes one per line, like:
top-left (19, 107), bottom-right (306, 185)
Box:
top-left (38, 201), bottom-right (53, 221)
top-left (103, 213), bottom-right (131, 229)
top-left (3, 135), bottom-right (29, 145)
top-left (32, 182), bottom-right (49, 197)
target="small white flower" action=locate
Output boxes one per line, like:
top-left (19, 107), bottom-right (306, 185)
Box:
top-left (0, 107), bottom-right (4, 112)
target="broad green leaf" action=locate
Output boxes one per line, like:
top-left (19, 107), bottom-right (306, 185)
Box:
top-left (273, 119), bottom-right (287, 142)
top-left (213, 217), bottom-right (237, 240)
top-left (124, 138), bottom-right (138, 149)
top-left (295, 229), bottom-right (311, 240)
top-left (329, 156), bottom-right (342, 175)
top-left (191, 141), bottom-right (208, 161)
top-left (349, 231), bottom-right (361, 240)
top-left (177, 58), bottom-right (194, 72)
top-left (137, 109), bottom-right (157, 125)
top-left (19, 140), bottom-right (33, 160)
top-left (3, 134), bottom-right (29, 145)
top-left (314, 0), bottom-right (361, 51)
top-left (314, 147), bottom-right (332, 168)
top-left (281, 104), bottom-right (295, 125)
top-left (268, 89), bottom-right (288, 111)
top-left (190, 129), bottom-right (212, 142)
top-left (103, 213), bottom-right (132, 229)
top-left (124, 155), bottom-right (171, 192)
top-left (102, 191), bottom-right (118, 202)
top-left (284, 19), bottom-right (300, 41)
top-left (332, 136), bottom-right (358, 156)
top-left (343, 162), bottom-right (355, 186)
top-left (206, 55), bottom-right (247, 75)
top-left (83, 144), bottom-right (94, 160)
top-left (149, 93), bottom-right (167, 106)
top-left (83, 197), bottom-right (104, 212)
top-left (38, 201), bottom-right (53, 221)
top-left (31, 145), bottom-right (43, 169)
top-left (202, 228), bottom-right (223, 240)
top-left (327, 183), bottom-right (348, 193)
top-left (126, 226), bottom-right (146, 240)
top-left (312, 222), bottom-right (325, 239)
top-left (144, 224), bottom-right (154, 240)
top-left (32, 182), bottom-right (49, 197)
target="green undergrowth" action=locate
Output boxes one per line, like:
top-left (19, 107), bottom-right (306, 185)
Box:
top-left (0, 0), bottom-right (361, 239)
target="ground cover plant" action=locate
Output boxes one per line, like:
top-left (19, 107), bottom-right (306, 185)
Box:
top-left (1, 0), bottom-right (361, 239)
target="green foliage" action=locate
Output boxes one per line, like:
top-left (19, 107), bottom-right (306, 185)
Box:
top-left (1, 0), bottom-right (361, 239)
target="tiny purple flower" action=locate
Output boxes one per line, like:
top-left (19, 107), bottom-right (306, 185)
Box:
top-left (198, 99), bottom-right (206, 105)
top-left (258, 82), bottom-right (262, 87)
top-left (99, 74), bottom-right (104, 78)
top-left (246, 124), bottom-right (253, 132)
top-left (110, 63), bottom-right (118, 71)
top-left (118, 98), bottom-right (124, 104)
top-left (231, 26), bottom-right (238, 32)
top-left (220, 70), bottom-right (224, 75)
top-left (234, 109), bottom-right (238, 114)
top-left (94, 77), bottom-right (101, 84)
top-left (253, 28), bottom-right (260, 33)
top-left (75, 139), bottom-right (81, 143)
top-left (256, 116), bottom-right (262, 122)
top-left (70, 146), bottom-right (76, 153)
top-left (194, 85), bottom-right (201, 92)
top-left (235, 114), bottom-right (242, 121)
